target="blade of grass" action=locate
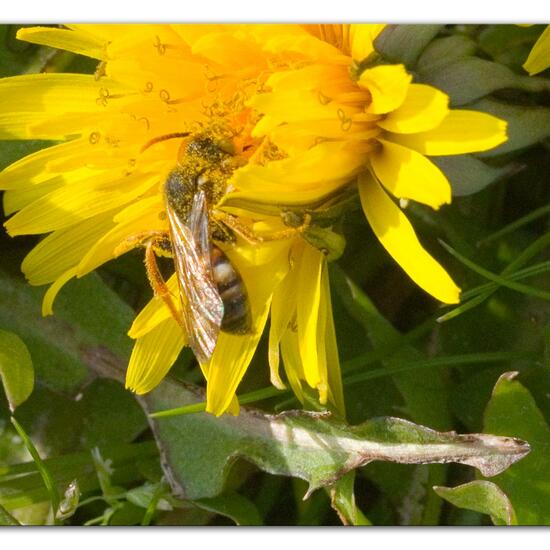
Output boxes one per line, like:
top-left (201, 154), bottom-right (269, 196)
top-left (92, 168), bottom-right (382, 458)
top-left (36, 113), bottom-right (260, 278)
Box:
top-left (140, 480), bottom-right (169, 526)
top-left (10, 417), bottom-right (60, 521)
top-left (461, 261), bottom-right (550, 300)
top-left (439, 240), bottom-right (550, 301)
top-left (342, 350), bottom-right (535, 386)
top-left (477, 203), bottom-right (550, 247)
top-left (439, 232), bottom-right (550, 322)
top-left (150, 350), bottom-right (533, 419)
top-left (0, 441), bottom-right (158, 511)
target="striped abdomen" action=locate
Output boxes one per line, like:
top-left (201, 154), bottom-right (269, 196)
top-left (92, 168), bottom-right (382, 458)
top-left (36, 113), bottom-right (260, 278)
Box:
top-left (210, 246), bottom-right (251, 334)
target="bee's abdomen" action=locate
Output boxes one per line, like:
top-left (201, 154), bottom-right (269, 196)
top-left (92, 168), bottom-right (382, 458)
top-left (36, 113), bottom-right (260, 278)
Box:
top-left (211, 246), bottom-right (251, 334)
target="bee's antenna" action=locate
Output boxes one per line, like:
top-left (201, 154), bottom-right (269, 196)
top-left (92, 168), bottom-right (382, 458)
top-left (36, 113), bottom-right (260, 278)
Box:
top-left (140, 132), bottom-right (191, 154)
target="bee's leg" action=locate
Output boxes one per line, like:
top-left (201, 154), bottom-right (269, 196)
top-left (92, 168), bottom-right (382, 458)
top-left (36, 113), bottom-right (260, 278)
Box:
top-left (143, 238), bottom-right (185, 331)
top-left (114, 230), bottom-right (171, 258)
top-left (212, 210), bottom-right (312, 244)
top-left (114, 230), bottom-right (184, 330)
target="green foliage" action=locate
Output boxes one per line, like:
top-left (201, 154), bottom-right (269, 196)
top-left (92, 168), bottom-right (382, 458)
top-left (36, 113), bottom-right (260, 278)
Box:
top-left (140, 374), bottom-right (527, 501)
top-left (0, 330), bottom-right (34, 411)
top-left (0, 23), bottom-right (549, 526)
top-left (375, 25), bottom-right (444, 68)
top-left (482, 373), bottom-right (550, 525)
top-left (434, 481), bottom-right (517, 526)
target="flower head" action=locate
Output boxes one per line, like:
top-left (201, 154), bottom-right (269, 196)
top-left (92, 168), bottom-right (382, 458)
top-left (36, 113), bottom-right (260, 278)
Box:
top-left (0, 24), bottom-right (507, 417)
top-left (223, 24), bottom-right (508, 304)
top-left (0, 24), bottom-right (347, 416)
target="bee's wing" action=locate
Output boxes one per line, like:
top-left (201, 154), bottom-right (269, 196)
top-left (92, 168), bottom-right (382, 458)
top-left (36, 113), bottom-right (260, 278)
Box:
top-left (166, 190), bottom-right (224, 364)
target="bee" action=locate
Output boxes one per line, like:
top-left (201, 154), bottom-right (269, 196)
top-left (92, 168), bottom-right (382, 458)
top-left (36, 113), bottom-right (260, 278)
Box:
top-left (136, 130), bottom-right (252, 364)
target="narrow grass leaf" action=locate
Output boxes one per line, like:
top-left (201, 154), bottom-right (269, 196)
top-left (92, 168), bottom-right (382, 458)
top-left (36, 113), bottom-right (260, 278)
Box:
top-left (439, 240), bottom-right (550, 301)
top-left (10, 417), bottom-right (60, 518)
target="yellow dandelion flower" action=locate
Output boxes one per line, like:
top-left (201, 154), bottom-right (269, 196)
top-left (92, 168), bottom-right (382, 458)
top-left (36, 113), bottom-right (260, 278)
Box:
top-left (0, 24), bottom-right (346, 417)
top-left (224, 24), bottom-right (508, 304)
top-left (524, 25), bottom-right (550, 75)
top-left (0, 24), bottom-right (509, 417)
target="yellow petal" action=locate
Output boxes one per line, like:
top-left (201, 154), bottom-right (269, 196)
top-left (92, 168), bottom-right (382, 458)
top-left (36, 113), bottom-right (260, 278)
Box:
top-left (296, 243), bottom-right (324, 391)
top-left (371, 139), bottom-right (451, 209)
top-left (17, 26), bottom-right (108, 60)
top-left (205, 247), bottom-right (290, 416)
top-left (281, 330), bottom-right (306, 405)
top-left (126, 317), bottom-right (186, 395)
top-left (268, 260), bottom-right (300, 390)
top-left (377, 84), bottom-right (449, 134)
top-left (171, 24), bottom-right (229, 49)
top-left (128, 274), bottom-right (179, 339)
top-left (388, 110), bottom-right (508, 155)
top-left (42, 268), bottom-right (77, 316)
top-left (76, 197), bottom-right (165, 277)
top-left (249, 89), bottom-right (355, 137)
top-left (359, 64), bottom-right (412, 115)
top-left (266, 64), bottom-right (349, 94)
top-left (22, 213), bottom-right (115, 286)
top-left (231, 141), bottom-right (365, 196)
top-left (321, 266), bottom-right (345, 417)
top-left (254, 24), bottom-right (344, 61)
top-left (269, 119), bottom-right (379, 155)
top-left (231, 237), bottom-right (291, 269)
top-left (312, 260), bottom-right (329, 405)
top-left (66, 24), bottom-right (139, 42)
top-left (0, 138), bottom-right (86, 190)
top-left (3, 177), bottom-right (64, 215)
top-left (524, 25), bottom-right (550, 75)
top-left (0, 74), bottom-right (132, 139)
top-left (350, 24), bottom-right (386, 61)
top-left (5, 171), bottom-right (157, 236)
top-left (358, 172), bottom-right (460, 304)
top-left (190, 32), bottom-right (267, 72)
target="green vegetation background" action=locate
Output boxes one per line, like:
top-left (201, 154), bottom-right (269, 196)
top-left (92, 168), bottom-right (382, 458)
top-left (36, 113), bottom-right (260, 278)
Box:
top-left (0, 24), bottom-right (549, 525)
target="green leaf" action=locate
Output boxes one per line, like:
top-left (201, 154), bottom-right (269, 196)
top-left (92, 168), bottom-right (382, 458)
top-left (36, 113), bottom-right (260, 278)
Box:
top-left (0, 269), bottom-right (134, 394)
top-left (473, 99), bottom-right (550, 157)
top-left (482, 372), bottom-right (550, 525)
top-left (419, 56), bottom-right (550, 106)
top-left (331, 264), bottom-right (451, 430)
top-left (374, 25), bottom-right (443, 68)
top-left (133, 373), bottom-right (529, 501)
top-left (193, 492), bottom-right (263, 526)
top-left (417, 35), bottom-right (477, 74)
top-left (478, 24), bottom-right (546, 70)
top-left (434, 481), bottom-right (517, 526)
top-left (0, 25), bottom-right (50, 78)
top-left (0, 268), bottom-right (147, 460)
top-left (431, 155), bottom-right (513, 197)
top-left (0, 329), bottom-right (34, 411)
top-left (78, 379), bottom-right (148, 448)
top-left (0, 440), bottom-right (157, 512)
top-left (0, 502), bottom-right (19, 525)
top-left (125, 481), bottom-right (173, 515)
